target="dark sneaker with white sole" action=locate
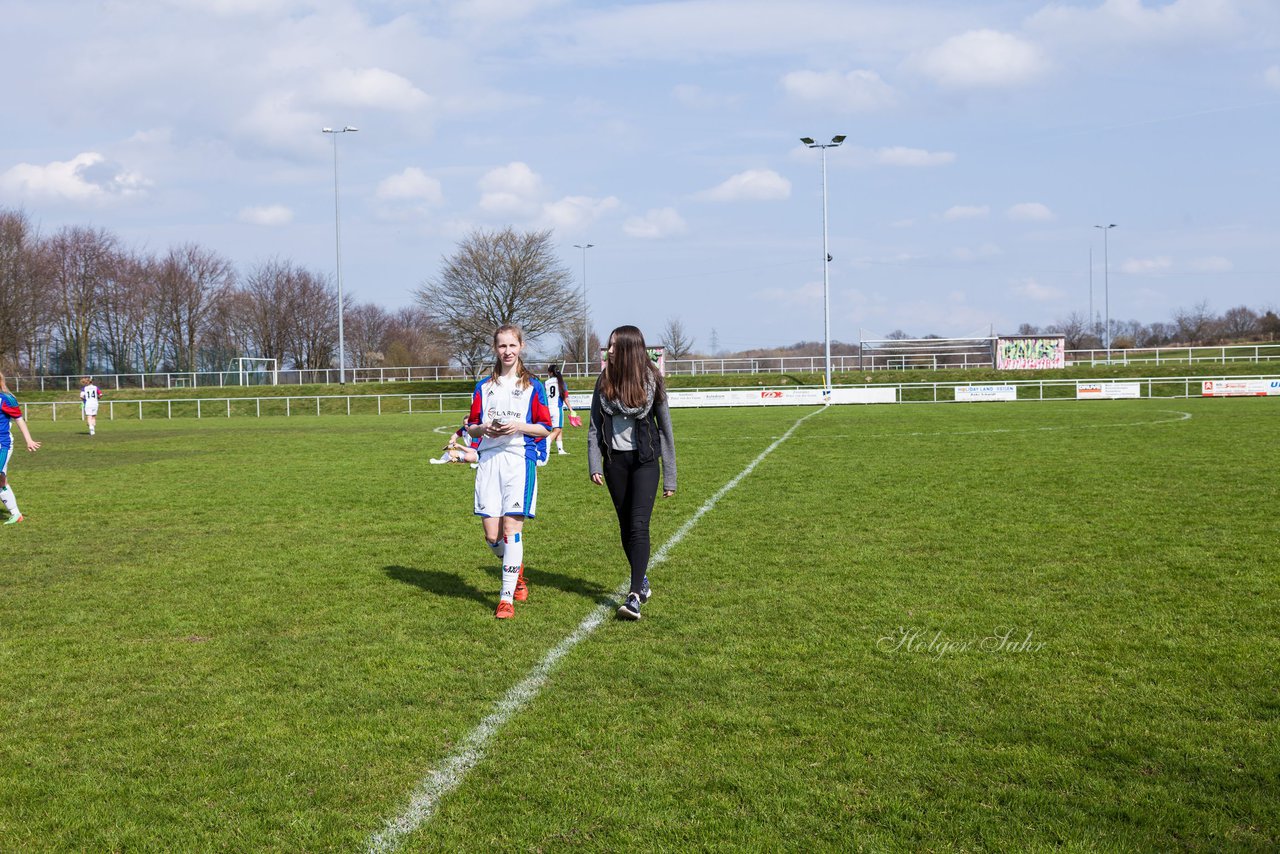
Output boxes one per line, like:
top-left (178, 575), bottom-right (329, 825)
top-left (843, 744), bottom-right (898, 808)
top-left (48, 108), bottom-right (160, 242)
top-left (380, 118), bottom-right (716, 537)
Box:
top-left (638, 575), bottom-right (651, 604)
top-left (617, 592), bottom-right (642, 620)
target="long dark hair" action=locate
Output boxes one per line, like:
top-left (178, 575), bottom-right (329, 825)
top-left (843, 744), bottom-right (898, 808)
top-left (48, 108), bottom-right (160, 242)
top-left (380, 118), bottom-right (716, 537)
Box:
top-left (599, 325), bottom-right (664, 408)
top-left (546, 363), bottom-right (566, 390)
top-left (489, 324), bottom-right (534, 389)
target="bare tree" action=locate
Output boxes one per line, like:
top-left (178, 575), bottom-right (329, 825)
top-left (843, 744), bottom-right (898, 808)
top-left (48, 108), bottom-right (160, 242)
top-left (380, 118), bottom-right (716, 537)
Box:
top-left (1046, 311), bottom-right (1089, 350)
top-left (240, 258), bottom-right (303, 365)
top-left (1219, 305), bottom-right (1259, 340)
top-left (47, 225), bottom-right (118, 373)
top-left (1172, 300), bottom-right (1218, 345)
top-left (345, 302), bottom-right (391, 369)
top-left (383, 306), bottom-right (448, 368)
top-left (285, 269), bottom-right (338, 369)
top-left (0, 210), bottom-right (48, 371)
top-left (95, 249), bottom-right (161, 374)
top-left (157, 243), bottom-right (235, 371)
top-left (414, 227), bottom-right (581, 370)
top-left (660, 317), bottom-right (695, 360)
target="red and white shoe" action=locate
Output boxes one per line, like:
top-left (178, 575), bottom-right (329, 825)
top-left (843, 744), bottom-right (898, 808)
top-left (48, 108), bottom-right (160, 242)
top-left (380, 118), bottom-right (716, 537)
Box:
top-left (495, 600), bottom-right (515, 619)
top-left (513, 565), bottom-right (529, 601)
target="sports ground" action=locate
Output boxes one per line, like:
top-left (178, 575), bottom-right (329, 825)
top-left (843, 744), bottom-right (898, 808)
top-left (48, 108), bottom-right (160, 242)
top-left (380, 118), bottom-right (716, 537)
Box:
top-left (2, 397), bottom-right (1276, 851)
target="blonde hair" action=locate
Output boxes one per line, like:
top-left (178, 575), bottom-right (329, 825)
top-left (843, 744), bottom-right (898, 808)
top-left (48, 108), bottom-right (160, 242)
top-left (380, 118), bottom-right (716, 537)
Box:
top-left (489, 324), bottom-right (534, 389)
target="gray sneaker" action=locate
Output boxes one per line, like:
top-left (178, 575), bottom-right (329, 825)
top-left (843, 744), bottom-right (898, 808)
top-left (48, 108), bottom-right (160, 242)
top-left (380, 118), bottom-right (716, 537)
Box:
top-left (617, 592), bottom-right (642, 620)
top-left (638, 575), bottom-right (651, 605)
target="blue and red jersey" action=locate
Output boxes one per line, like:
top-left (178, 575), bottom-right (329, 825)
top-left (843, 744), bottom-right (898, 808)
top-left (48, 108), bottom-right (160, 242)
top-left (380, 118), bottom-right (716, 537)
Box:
top-left (467, 374), bottom-right (552, 462)
top-left (0, 392), bottom-right (23, 448)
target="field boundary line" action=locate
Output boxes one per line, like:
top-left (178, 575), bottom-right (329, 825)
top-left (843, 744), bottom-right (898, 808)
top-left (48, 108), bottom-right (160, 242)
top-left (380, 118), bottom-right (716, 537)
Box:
top-left (365, 404), bottom-right (830, 853)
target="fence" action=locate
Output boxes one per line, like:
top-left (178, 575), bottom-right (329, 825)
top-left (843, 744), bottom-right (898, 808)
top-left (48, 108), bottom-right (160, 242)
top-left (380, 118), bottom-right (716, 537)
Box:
top-left (13, 343), bottom-right (1280, 392)
top-left (20, 374), bottom-right (1279, 424)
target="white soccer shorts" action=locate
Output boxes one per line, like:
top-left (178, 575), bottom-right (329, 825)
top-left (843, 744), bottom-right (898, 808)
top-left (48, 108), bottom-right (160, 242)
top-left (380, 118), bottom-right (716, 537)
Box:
top-left (83, 401), bottom-right (99, 416)
top-left (473, 452), bottom-right (538, 518)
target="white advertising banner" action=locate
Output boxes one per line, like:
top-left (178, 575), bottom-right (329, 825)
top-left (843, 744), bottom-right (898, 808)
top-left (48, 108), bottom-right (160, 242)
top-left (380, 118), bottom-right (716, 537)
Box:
top-left (829, 387), bottom-right (897, 404)
top-left (955, 385), bottom-right (1017, 402)
top-left (1201, 379), bottom-right (1272, 397)
top-left (568, 386), bottom-right (896, 410)
top-left (1076, 382), bottom-right (1142, 400)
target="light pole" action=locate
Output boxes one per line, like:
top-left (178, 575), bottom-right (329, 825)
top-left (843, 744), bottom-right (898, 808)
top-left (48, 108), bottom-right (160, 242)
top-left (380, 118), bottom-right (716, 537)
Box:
top-left (323, 125), bottom-right (358, 384)
top-left (801, 135), bottom-right (846, 390)
top-left (1094, 224), bottom-right (1117, 361)
top-left (573, 243), bottom-right (594, 374)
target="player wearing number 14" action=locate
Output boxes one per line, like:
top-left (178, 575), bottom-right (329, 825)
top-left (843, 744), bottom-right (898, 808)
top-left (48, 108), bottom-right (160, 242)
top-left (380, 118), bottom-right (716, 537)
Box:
top-left (80, 376), bottom-right (102, 436)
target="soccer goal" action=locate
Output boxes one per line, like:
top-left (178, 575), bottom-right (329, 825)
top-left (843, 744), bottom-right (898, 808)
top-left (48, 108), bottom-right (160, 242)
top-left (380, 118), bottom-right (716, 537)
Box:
top-left (237, 357), bottom-right (279, 387)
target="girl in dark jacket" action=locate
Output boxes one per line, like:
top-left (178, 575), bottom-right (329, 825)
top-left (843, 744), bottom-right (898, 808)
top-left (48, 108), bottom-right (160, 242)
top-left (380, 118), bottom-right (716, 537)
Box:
top-left (588, 325), bottom-right (677, 620)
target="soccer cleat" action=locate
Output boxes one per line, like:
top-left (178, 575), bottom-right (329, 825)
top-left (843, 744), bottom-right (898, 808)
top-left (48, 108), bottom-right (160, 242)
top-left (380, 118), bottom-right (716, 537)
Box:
top-left (557, 449), bottom-right (569, 455)
top-left (495, 600), bottom-right (515, 619)
top-left (638, 575), bottom-right (652, 604)
top-left (617, 592), bottom-right (642, 621)
top-left (3, 514), bottom-right (24, 525)
top-left (513, 565), bottom-right (529, 601)
top-left (429, 455), bottom-right (449, 464)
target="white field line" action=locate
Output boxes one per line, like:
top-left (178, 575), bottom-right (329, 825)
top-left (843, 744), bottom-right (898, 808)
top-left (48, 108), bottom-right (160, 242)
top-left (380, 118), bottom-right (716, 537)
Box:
top-left (365, 404), bottom-right (830, 854)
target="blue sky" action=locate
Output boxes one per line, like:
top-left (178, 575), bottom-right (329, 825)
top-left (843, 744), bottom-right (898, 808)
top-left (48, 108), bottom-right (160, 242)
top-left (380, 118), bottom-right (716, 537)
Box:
top-left (3, 0), bottom-right (1278, 353)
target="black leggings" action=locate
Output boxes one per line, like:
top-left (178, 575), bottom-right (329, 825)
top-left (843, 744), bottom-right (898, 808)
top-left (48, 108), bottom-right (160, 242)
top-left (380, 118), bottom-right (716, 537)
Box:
top-left (603, 450), bottom-right (659, 595)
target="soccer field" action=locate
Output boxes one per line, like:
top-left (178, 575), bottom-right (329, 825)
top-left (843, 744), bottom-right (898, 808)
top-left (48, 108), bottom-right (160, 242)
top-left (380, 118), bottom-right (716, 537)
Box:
top-left (2, 399), bottom-right (1276, 851)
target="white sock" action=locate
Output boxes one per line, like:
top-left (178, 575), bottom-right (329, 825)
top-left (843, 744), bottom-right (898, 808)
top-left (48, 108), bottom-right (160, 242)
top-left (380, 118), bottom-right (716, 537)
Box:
top-left (487, 538), bottom-right (505, 561)
top-left (0, 486), bottom-right (19, 517)
top-left (499, 533), bottom-right (524, 602)
top-left (556, 439), bottom-right (565, 451)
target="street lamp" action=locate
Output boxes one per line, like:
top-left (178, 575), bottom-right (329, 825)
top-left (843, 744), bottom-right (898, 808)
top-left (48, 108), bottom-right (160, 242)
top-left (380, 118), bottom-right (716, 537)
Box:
top-left (573, 243), bottom-right (594, 375)
top-left (801, 134), bottom-right (846, 390)
top-left (323, 125), bottom-right (358, 384)
top-left (1094, 223), bottom-right (1117, 361)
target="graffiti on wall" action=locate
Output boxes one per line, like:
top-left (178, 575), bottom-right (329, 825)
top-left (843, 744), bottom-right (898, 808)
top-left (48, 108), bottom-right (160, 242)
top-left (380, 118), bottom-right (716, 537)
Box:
top-left (996, 336), bottom-right (1065, 370)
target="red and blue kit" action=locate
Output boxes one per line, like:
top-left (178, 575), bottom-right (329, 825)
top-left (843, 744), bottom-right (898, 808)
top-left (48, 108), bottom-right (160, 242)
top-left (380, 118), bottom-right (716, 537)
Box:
top-left (1, 392), bottom-right (23, 472)
top-left (467, 375), bottom-right (552, 518)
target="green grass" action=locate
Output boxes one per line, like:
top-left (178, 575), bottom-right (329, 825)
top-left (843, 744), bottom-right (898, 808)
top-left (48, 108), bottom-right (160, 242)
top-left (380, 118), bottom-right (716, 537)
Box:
top-left (1, 400), bottom-right (1277, 850)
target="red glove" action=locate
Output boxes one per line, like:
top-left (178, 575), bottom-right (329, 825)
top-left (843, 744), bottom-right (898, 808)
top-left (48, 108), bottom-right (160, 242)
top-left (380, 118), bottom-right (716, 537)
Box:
top-left (568, 415), bottom-right (582, 427)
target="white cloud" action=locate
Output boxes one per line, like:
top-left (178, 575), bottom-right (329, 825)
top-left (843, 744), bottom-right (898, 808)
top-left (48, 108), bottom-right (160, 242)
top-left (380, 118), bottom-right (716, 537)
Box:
top-left (540, 195), bottom-right (621, 231)
top-left (1007, 202), bottom-right (1054, 221)
top-left (0, 152), bottom-right (150, 203)
top-left (318, 67), bottom-right (431, 112)
top-left (376, 167), bottom-right (444, 206)
top-left (756, 282), bottom-right (824, 305)
top-left (1120, 256), bottom-right (1173, 275)
top-left (697, 169), bottom-right (791, 202)
top-left (943, 205), bottom-right (989, 221)
top-left (952, 243), bottom-right (1002, 261)
top-left (1012, 278), bottom-right (1063, 301)
top-left (1028, 0), bottom-right (1253, 47)
top-left (1265, 65), bottom-right (1280, 90)
top-left (238, 204), bottom-right (293, 226)
top-left (873, 146), bottom-right (955, 167)
top-left (781, 69), bottom-right (895, 112)
top-left (1191, 256), bottom-right (1233, 272)
top-left (623, 207), bottom-right (687, 239)
top-left (914, 29), bottom-right (1049, 89)
top-left (672, 83), bottom-right (740, 109)
top-left (478, 161), bottom-right (544, 215)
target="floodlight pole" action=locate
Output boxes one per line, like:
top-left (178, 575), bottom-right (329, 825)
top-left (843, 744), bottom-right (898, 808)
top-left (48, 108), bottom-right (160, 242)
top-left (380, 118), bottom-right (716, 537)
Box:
top-left (324, 125), bottom-right (358, 384)
top-left (574, 243), bottom-right (594, 375)
top-left (802, 135), bottom-right (846, 390)
top-left (1094, 223), bottom-right (1117, 361)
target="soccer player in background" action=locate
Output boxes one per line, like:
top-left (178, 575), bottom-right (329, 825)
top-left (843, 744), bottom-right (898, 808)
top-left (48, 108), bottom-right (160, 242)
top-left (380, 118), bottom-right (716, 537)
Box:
top-left (588, 325), bottom-right (677, 621)
top-left (465, 325), bottom-right (552, 618)
top-left (542, 363), bottom-right (577, 458)
top-left (0, 371), bottom-right (42, 524)
top-left (80, 376), bottom-right (101, 436)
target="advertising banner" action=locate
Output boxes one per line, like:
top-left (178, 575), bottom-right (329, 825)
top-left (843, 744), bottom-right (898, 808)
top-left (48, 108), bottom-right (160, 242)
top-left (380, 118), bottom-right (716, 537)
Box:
top-left (1201, 380), bottom-right (1270, 397)
top-left (955, 385), bottom-right (1017, 402)
top-left (1076, 382), bottom-right (1142, 400)
top-left (996, 336), bottom-right (1066, 370)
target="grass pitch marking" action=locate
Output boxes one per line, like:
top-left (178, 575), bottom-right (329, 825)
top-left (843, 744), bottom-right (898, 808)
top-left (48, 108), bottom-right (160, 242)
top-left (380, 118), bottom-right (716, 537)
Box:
top-left (365, 405), bottom-right (830, 853)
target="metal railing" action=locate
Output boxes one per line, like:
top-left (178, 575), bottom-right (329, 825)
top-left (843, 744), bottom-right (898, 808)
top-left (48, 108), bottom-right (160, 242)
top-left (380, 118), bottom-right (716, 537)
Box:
top-left (13, 343), bottom-right (1280, 391)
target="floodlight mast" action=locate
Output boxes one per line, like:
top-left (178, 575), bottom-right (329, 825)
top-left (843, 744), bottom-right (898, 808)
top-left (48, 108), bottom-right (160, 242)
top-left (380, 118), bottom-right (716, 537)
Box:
top-left (801, 134), bottom-right (846, 390)
top-left (323, 125), bottom-right (358, 384)
top-left (1094, 223), bottom-right (1117, 361)
top-left (573, 243), bottom-right (594, 374)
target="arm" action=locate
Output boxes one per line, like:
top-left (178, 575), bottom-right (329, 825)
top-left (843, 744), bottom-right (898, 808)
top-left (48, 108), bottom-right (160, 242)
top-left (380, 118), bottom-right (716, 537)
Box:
top-left (16, 417), bottom-right (40, 452)
top-left (655, 400), bottom-right (676, 496)
top-left (587, 385), bottom-right (604, 484)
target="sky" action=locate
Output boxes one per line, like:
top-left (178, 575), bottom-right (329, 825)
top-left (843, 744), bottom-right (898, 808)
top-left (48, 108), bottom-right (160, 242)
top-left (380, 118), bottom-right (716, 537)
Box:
top-left (2, 0), bottom-right (1279, 355)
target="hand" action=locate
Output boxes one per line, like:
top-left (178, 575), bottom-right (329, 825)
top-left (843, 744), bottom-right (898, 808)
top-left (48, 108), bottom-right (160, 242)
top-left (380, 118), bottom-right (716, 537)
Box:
top-left (26, 440), bottom-right (40, 452)
top-left (485, 420), bottom-right (515, 438)
top-left (591, 473), bottom-right (603, 486)
top-left (662, 489), bottom-right (675, 498)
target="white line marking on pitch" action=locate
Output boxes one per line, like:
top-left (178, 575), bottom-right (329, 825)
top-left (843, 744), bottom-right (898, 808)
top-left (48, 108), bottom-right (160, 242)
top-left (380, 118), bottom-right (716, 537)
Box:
top-left (365, 405), bottom-right (830, 854)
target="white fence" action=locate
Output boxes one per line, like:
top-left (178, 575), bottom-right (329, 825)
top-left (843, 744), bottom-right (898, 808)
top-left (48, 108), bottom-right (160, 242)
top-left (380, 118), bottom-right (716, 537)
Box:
top-left (15, 343), bottom-right (1280, 393)
top-left (21, 374), bottom-right (1279, 424)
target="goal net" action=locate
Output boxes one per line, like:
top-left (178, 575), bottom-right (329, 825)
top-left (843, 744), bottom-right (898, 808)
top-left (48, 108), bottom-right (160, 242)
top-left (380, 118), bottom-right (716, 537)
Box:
top-left (237, 357), bottom-right (279, 386)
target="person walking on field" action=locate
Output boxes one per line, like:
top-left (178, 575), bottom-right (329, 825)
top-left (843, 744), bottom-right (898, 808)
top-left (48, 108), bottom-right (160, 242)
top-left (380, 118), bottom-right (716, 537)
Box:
top-left (588, 325), bottom-right (677, 621)
top-left (0, 371), bottom-right (41, 524)
top-left (543, 363), bottom-right (577, 459)
top-left (465, 325), bottom-right (553, 619)
top-left (80, 377), bottom-right (102, 436)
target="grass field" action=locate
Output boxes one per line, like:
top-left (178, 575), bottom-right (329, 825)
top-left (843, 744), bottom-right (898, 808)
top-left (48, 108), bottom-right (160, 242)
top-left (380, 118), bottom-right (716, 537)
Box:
top-left (1, 399), bottom-right (1276, 851)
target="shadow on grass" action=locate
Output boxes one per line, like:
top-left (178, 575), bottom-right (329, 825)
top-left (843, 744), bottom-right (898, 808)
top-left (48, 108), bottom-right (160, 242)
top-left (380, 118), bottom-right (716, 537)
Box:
top-left (524, 565), bottom-right (613, 602)
top-left (383, 565), bottom-right (491, 607)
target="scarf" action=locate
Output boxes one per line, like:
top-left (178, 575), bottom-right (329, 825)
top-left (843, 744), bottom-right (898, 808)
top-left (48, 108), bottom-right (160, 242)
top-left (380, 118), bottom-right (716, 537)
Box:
top-left (598, 369), bottom-right (656, 419)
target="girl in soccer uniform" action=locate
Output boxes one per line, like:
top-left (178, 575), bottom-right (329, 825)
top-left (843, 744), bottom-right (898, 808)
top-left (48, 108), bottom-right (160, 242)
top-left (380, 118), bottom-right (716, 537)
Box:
top-left (429, 419), bottom-right (480, 465)
top-left (588, 325), bottom-right (677, 621)
top-left (0, 371), bottom-right (42, 524)
top-left (543, 364), bottom-right (577, 458)
top-left (465, 325), bottom-right (553, 618)
top-left (79, 377), bottom-right (102, 436)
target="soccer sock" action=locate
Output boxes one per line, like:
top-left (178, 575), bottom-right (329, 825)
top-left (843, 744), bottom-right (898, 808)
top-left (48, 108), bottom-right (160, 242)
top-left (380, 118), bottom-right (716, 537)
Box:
top-left (0, 486), bottom-right (19, 517)
top-left (556, 439), bottom-right (565, 451)
top-left (487, 538), bottom-right (505, 561)
top-left (499, 532), bottom-right (523, 602)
